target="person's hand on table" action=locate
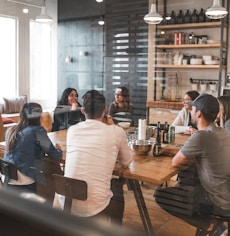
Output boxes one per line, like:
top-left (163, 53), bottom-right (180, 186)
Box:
top-left (104, 115), bottom-right (114, 125)
top-left (55, 143), bottom-right (62, 150)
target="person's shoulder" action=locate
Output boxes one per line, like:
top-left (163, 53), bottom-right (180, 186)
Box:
top-left (224, 119), bottom-right (230, 132)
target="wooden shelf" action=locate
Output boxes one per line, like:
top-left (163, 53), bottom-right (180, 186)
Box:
top-left (156, 64), bottom-right (221, 69)
top-left (157, 22), bottom-right (222, 30)
top-left (157, 43), bottom-right (221, 49)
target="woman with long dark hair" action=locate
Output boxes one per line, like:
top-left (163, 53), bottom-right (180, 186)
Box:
top-left (4, 103), bottom-right (62, 193)
top-left (108, 86), bottom-right (133, 124)
top-left (52, 88), bottom-right (85, 131)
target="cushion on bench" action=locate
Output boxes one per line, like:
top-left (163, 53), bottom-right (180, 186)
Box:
top-left (3, 95), bottom-right (27, 114)
top-left (2, 117), bottom-right (14, 124)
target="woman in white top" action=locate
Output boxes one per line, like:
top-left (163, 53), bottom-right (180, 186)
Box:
top-left (172, 90), bottom-right (199, 127)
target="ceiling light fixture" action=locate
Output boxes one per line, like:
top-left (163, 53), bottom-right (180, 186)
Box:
top-left (96, 0), bottom-right (103, 2)
top-left (23, 7), bottom-right (29, 14)
top-left (98, 16), bottom-right (105, 25)
top-left (35, 0), bottom-right (53, 23)
top-left (143, 3), bottom-right (163, 24)
top-left (205, 0), bottom-right (228, 19)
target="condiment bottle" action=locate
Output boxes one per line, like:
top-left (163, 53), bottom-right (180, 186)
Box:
top-left (153, 140), bottom-right (161, 156)
top-left (153, 122), bottom-right (162, 156)
top-left (168, 125), bottom-right (175, 144)
top-left (163, 122), bottom-right (169, 144)
top-left (156, 121), bottom-right (161, 144)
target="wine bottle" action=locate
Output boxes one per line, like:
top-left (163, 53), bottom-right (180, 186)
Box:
top-left (198, 8), bottom-right (205, 23)
top-left (169, 10), bottom-right (177, 24)
top-left (184, 9), bottom-right (191, 23)
top-left (191, 9), bottom-right (198, 23)
top-left (176, 10), bottom-right (184, 24)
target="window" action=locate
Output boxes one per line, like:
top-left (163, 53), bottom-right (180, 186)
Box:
top-left (30, 21), bottom-right (53, 103)
top-left (0, 16), bottom-right (17, 98)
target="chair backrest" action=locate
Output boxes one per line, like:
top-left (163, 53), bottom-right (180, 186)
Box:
top-left (0, 159), bottom-right (18, 181)
top-left (41, 112), bottom-right (52, 132)
top-left (0, 114), bottom-right (5, 142)
top-left (53, 174), bottom-right (87, 213)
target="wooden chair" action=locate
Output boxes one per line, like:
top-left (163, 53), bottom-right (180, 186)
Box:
top-left (41, 112), bottom-right (53, 132)
top-left (53, 174), bottom-right (87, 213)
top-left (36, 158), bottom-right (64, 203)
top-left (0, 159), bottom-right (18, 187)
top-left (0, 114), bottom-right (5, 142)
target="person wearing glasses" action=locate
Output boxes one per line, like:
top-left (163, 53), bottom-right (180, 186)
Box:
top-left (108, 86), bottom-right (133, 124)
top-left (52, 88), bottom-right (85, 131)
top-left (172, 90), bottom-right (200, 127)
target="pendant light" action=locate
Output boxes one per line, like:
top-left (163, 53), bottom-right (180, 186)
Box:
top-left (35, 0), bottom-right (53, 23)
top-left (205, 0), bottom-right (228, 19)
top-left (143, 3), bottom-right (163, 24)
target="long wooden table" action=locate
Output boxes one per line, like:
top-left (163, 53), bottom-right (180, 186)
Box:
top-left (47, 129), bottom-right (188, 236)
top-left (0, 129), bottom-right (188, 236)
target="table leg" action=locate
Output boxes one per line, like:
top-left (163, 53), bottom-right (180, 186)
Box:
top-left (127, 179), bottom-right (155, 236)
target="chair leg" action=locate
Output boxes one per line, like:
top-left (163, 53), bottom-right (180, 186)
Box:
top-left (195, 228), bottom-right (208, 236)
top-left (228, 221), bottom-right (230, 236)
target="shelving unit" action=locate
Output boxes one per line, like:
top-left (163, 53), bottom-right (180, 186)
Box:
top-left (146, 0), bottom-right (229, 125)
top-left (154, 19), bottom-right (229, 99)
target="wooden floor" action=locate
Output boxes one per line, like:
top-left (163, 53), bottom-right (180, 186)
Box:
top-left (122, 179), bottom-right (197, 236)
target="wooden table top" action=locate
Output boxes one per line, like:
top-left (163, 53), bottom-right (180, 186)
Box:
top-left (0, 129), bottom-right (189, 186)
top-left (47, 129), bottom-right (189, 186)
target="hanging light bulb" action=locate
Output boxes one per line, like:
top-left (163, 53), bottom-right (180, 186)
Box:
top-left (23, 7), bottom-right (29, 14)
top-left (143, 3), bottom-right (163, 24)
top-left (205, 0), bottom-right (228, 19)
top-left (35, 0), bottom-right (53, 23)
top-left (98, 19), bottom-right (105, 25)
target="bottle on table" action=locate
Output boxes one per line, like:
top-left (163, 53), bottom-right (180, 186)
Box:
top-left (168, 125), bottom-right (175, 144)
top-left (163, 122), bottom-right (169, 144)
top-left (153, 122), bottom-right (162, 156)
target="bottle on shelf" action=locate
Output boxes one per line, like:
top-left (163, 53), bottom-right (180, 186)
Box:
top-left (163, 122), bottom-right (169, 144)
top-left (176, 10), bottom-right (184, 24)
top-left (191, 9), bottom-right (199, 23)
top-left (198, 8), bottom-right (206, 23)
top-left (169, 10), bottom-right (177, 24)
top-left (184, 9), bottom-right (191, 24)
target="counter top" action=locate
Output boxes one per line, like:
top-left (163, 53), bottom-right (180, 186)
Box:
top-left (146, 100), bottom-right (183, 110)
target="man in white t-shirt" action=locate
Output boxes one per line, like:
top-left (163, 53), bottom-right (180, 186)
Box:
top-left (53, 90), bottom-right (132, 225)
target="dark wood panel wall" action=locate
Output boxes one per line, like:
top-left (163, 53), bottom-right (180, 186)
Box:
top-left (58, 0), bottom-right (148, 125)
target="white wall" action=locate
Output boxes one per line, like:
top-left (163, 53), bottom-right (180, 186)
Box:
top-left (0, 0), bottom-right (57, 109)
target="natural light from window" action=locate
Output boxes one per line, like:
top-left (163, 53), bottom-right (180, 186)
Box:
top-left (30, 21), bottom-right (52, 102)
top-left (0, 16), bottom-right (17, 98)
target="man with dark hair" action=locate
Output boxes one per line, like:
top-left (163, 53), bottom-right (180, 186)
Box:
top-left (54, 90), bottom-right (132, 225)
top-left (155, 93), bottom-right (230, 235)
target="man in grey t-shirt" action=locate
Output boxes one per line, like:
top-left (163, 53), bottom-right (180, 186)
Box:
top-left (155, 93), bottom-right (230, 235)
